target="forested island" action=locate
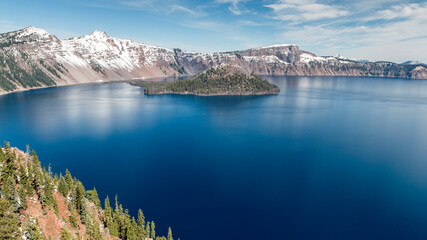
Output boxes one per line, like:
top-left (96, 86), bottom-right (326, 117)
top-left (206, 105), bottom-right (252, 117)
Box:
top-left (0, 142), bottom-right (175, 240)
top-left (136, 66), bottom-right (280, 96)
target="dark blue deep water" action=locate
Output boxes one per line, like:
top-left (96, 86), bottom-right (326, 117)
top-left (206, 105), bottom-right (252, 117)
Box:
top-left (1, 76), bottom-right (427, 240)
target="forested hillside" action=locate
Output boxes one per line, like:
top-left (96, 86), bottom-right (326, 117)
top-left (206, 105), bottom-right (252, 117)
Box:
top-left (143, 66), bottom-right (280, 95)
top-left (0, 49), bottom-right (57, 92)
top-left (0, 142), bottom-right (175, 240)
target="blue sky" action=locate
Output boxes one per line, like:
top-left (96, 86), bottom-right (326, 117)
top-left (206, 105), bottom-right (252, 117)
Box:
top-left (1, 0), bottom-right (426, 63)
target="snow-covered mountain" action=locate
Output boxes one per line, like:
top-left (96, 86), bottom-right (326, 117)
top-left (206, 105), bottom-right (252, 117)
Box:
top-left (402, 61), bottom-right (425, 65)
top-left (1, 26), bottom-right (426, 94)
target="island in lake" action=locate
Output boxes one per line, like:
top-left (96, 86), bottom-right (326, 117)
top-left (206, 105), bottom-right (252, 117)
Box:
top-left (134, 66), bottom-right (280, 96)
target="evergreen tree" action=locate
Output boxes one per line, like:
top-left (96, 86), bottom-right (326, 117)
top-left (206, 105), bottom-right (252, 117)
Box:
top-left (26, 160), bottom-right (34, 196)
top-left (104, 195), bottom-right (112, 223)
top-left (113, 196), bottom-right (125, 238)
top-left (0, 145), bottom-right (4, 161)
top-left (0, 149), bottom-right (3, 175)
top-left (31, 150), bottom-right (45, 206)
top-left (150, 221), bottom-right (156, 239)
top-left (43, 169), bottom-right (54, 207)
top-left (137, 209), bottom-right (146, 238)
top-left (116, 203), bottom-right (126, 239)
top-left (70, 182), bottom-right (78, 210)
top-left (60, 227), bottom-right (73, 240)
top-left (76, 181), bottom-right (88, 224)
top-left (18, 185), bottom-right (27, 209)
top-left (80, 198), bottom-right (89, 225)
top-left (0, 198), bottom-right (20, 239)
top-left (58, 176), bottom-right (69, 197)
top-left (65, 169), bottom-right (73, 190)
top-left (109, 217), bottom-right (119, 237)
top-left (145, 222), bottom-right (151, 239)
top-left (123, 209), bottom-right (132, 239)
top-left (2, 176), bottom-right (18, 211)
top-left (128, 217), bottom-right (139, 240)
top-left (1, 141), bottom-right (16, 182)
top-left (69, 211), bottom-right (78, 229)
top-left (87, 188), bottom-right (101, 208)
top-left (104, 195), bottom-right (118, 237)
top-left (23, 219), bottom-right (45, 240)
top-left (53, 198), bottom-right (59, 216)
top-left (167, 227), bottom-right (173, 240)
top-left (85, 219), bottom-right (102, 240)
top-left (19, 165), bottom-right (28, 184)
top-left (54, 173), bottom-right (59, 183)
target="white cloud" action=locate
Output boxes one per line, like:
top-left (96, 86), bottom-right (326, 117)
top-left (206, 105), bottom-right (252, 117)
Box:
top-left (216, 0), bottom-right (249, 15)
top-left (265, 0), bottom-right (349, 22)
top-left (367, 3), bottom-right (427, 21)
top-left (168, 5), bottom-right (204, 16)
top-left (275, 2), bottom-right (427, 63)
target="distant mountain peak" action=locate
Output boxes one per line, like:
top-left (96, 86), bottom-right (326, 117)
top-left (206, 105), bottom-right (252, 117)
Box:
top-left (19, 26), bottom-right (51, 37)
top-left (84, 30), bottom-right (109, 40)
top-left (90, 30), bottom-right (108, 37)
top-left (402, 61), bottom-right (425, 65)
top-left (0, 26), bottom-right (56, 44)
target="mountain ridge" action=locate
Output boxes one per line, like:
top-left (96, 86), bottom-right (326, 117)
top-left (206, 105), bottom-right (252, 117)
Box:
top-left (1, 26), bottom-right (426, 95)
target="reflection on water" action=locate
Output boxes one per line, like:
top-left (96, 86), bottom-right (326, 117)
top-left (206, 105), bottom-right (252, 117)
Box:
top-left (1, 76), bottom-right (427, 240)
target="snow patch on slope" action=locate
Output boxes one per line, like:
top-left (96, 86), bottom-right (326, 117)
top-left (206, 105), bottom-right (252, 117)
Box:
top-left (300, 53), bottom-right (327, 63)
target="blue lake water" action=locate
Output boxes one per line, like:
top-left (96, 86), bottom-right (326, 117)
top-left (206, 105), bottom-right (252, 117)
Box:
top-left (1, 76), bottom-right (427, 240)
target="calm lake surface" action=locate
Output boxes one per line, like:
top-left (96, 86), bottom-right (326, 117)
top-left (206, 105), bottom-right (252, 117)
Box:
top-left (1, 76), bottom-right (427, 240)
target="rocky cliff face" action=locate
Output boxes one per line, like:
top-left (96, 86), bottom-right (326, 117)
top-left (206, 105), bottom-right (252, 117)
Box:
top-left (1, 26), bottom-right (426, 94)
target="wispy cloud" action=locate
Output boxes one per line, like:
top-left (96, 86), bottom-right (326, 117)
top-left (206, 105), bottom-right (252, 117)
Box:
top-left (272, 2), bottom-right (427, 62)
top-left (216, 0), bottom-right (249, 15)
top-left (264, 0), bottom-right (349, 22)
top-left (168, 4), bottom-right (205, 16)
top-left (4, 0), bottom-right (425, 62)
top-left (366, 3), bottom-right (427, 21)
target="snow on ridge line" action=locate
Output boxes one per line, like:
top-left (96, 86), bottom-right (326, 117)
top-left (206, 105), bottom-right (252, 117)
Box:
top-left (4, 27), bottom-right (341, 70)
top-left (257, 44), bottom-right (296, 49)
top-left (4, 27), bottom-right (301, 59)
top-left (300, 53), bottom-right (327, 63)
top-left (21, 26), bottom-right (50, 35)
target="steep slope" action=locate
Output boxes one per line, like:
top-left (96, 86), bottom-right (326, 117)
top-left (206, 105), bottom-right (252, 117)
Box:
top-left (0, 142), bottom-right (175, 240)
top-left (1, 26), bottom-right (426, 95)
